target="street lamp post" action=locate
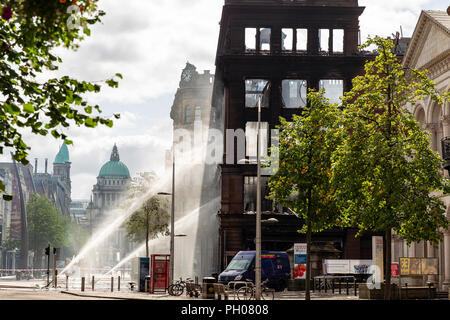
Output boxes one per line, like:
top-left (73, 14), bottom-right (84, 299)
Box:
top-left (158, 151), bottom-right (175, 285)
top-left (255, 97), bottom-right (262, 300)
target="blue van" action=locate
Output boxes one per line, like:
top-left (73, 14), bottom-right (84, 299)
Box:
top-left (218, 251), bottom-right (290, 291)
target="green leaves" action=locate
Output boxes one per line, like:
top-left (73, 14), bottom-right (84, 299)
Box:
top-left (331, 36), bottom-right (449, 244)
top-left (0, 0), bottom-right (122, 200)
top-left (268, 90), bottom-right (342, 233)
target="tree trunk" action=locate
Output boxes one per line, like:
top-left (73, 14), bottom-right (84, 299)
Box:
top-left (305, 222), bottom-right (312, 301)
top-left (145, 212), bottom-right (149, 258)
top-left (384, 228), bottom-right (392, 300)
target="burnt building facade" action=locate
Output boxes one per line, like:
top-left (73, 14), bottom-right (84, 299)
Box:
top-left (211, 0), bottom-right (380, 274)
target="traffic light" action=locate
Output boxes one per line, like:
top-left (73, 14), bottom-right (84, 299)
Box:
top-left (45, 246), bottom-right (50, 256)
top-left (53, 247), bottom-right (57, 255)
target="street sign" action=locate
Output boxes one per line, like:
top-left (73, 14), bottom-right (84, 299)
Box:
top-left (294, 243), bottom-right (306, 279)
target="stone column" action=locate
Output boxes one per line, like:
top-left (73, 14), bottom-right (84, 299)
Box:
top-left (441, 115), bottom-right (450, 138)
top-left (427, 241), bottom-right (437, 284)
top-left (443, 230), bottom-right (450, 290)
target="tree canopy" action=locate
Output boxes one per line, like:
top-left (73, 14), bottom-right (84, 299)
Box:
top-left (267, 90), bottom-right (342, 300)
top-left (26, 194), bottom-right (70, 262)
top-left (331, 36), bottom-right (449, 299)
top-left (1, 0), bottom-right (121, 199)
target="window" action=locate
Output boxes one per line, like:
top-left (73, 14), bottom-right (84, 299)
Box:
top-left (282, 29), bottom-right (293, 51)
top-left (194, 106), bottom-right (201, 121)
top-left (260, 28), bottom-right (271, 51)
top-left (296, 29), bottom-right (308, 51)
top-left (282, 80), bottom-right (307, 108)
top-left (245, 28), bottom-right (271, 52)
top-left (245, 121), bottom-right (269, 159)
top-left (185, 105), bottom-right (191, 124)
top-left (333, 29), bottom-right (344, 53)
top-left (319, 79), bottom-right (344, 104)
top-left (319, 29), bottom-right (329, 52)
top-left (243, 176), bottom-right (272, 212)
top-left (212, 108), bottom-right (216, 123)
top-left (245, 79), bottom-right (269, 108)
top-left (245, 28), bottom-right (257, 50)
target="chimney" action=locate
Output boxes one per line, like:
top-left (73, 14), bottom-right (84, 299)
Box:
top-left (34, 158), bottom-right (38, 174)
top-left (45, 158), bottom-right (48, 174)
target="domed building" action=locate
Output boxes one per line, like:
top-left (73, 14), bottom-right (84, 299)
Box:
top-left (87, 144), bottom-right (131, 230)
top-left (86, 144), bottom-right (132, 268)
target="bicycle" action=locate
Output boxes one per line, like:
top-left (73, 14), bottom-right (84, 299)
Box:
top-left (168, 277), bottom-right (193, 296)
top-left (235, 279), bottom-right (275, 300)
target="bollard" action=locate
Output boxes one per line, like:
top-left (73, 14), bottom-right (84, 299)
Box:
top-left (332, 279), bottom-right (335, 294)
top-left (118, 276), bottom-right (121, 291)
top-left (92, 276), bottom-right (95, 291)
top-left (346, 278), bottom-right (349, 295)
top-left (324, 278), bottom-right (327, 293)
top-left (195, 276), bottom-right (198, 285)
top-left (66, 275), bottom-right (69, 290)
top-left (81, 277), bottom-right (85, 292)
top-left (405, 283), bottom-right (408, 300)
top-left (54, 270), bottom-right (58, 288)
top-left (318, 278), bottom-right (321, 293)
top-left (111, 277), bottom-right (114, 292)
top-left (427, 282), bottom-right (432, 300)
top-left (354, 278), bottom-right (357, 296)
top-left (339, 278), bottom-right (341, 294)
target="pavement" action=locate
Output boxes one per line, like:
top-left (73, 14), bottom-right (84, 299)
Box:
top-left (59, 289), bottom-right (360, 300)
top-left (0, 278), bottom-right (361, 300)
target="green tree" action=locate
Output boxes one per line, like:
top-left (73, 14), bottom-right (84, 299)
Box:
top-left (26, 193), bottom-right (70, 268)
top-left (331, 36), bottom-right (449, 300)
top-left (66, 220), bottom-right (89, 257)
top-left (125, 196), bottom-right (170, 257)
top-left (267, 91), bottom-right (342, 300)
top-left (1, 0), bottom-right (121, 200)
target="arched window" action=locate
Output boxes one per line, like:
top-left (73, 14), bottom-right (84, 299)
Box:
top-left (194, 106), bottom-right (201, 121)
top-left (185, 105), bottom-right (191, 124)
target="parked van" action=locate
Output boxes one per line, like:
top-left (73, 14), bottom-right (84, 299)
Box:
top-left (218, 251), bottom-right (290, 291)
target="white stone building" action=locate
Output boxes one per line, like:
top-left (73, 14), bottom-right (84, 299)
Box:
top-left (394, 10), bottom-right (450, 290)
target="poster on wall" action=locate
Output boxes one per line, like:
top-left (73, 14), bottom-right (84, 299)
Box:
top-left (294, 243), bottom-right (307, 279)
top-left (410, 258), bottom-right (422, 275)
top-left (391, 263), bottom-right (399, 276)
top-left (421, 258), bottom-right (438, 275)
top-left (400, 257), bottom-right (410, 275)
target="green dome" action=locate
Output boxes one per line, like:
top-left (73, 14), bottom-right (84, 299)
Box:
top-left (98, 144), bottom-right (130, 178)
top-left (54, 143), bottom-right (70, 164)
top-left (99, 161), bottom-right (130, 178)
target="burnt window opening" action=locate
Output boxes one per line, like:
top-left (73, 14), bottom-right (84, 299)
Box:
top-left (243, 176), bottom-right (273, 212)
top-left (296, 29), bottom-right (308, 51)
top-left (245, 121), bottom-right (269, 160)
top-left (245, 79), bottom-right (270, 108)
top-left (245, 28), bottom-right (271, 52)
top-left (260, 28), bottom-right (271, 51)
top-left (319, 29), bottom-right (330, 53)
top-left (245, 28), bottom-right (257, 50)
top-left (282, 28), bottom-right (308, 52)
top-left (282, 29), bottom-right (293, 51)
top-left (194, 106), bottom-right (202, 121)
top-left (185, 105), bottom-right (191, 124)
top-left (281, 80), bottom-right (307, 108)
top-left (319, 79), bottom-right (344, 104)
top-left (333, 29), bottom-right (344, 53)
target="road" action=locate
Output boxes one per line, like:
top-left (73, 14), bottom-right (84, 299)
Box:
top-left (0, 288), bottom-right (113, 300)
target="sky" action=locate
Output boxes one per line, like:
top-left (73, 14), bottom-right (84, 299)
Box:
top-left (1, 0), bottom-right (447, 200)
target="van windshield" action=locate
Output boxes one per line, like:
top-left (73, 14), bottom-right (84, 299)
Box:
top-left (225, 258), bottom-right (252, 271)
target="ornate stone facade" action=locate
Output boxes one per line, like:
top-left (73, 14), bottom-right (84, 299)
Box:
top-left (398, 10), bottom-right (450, 290)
